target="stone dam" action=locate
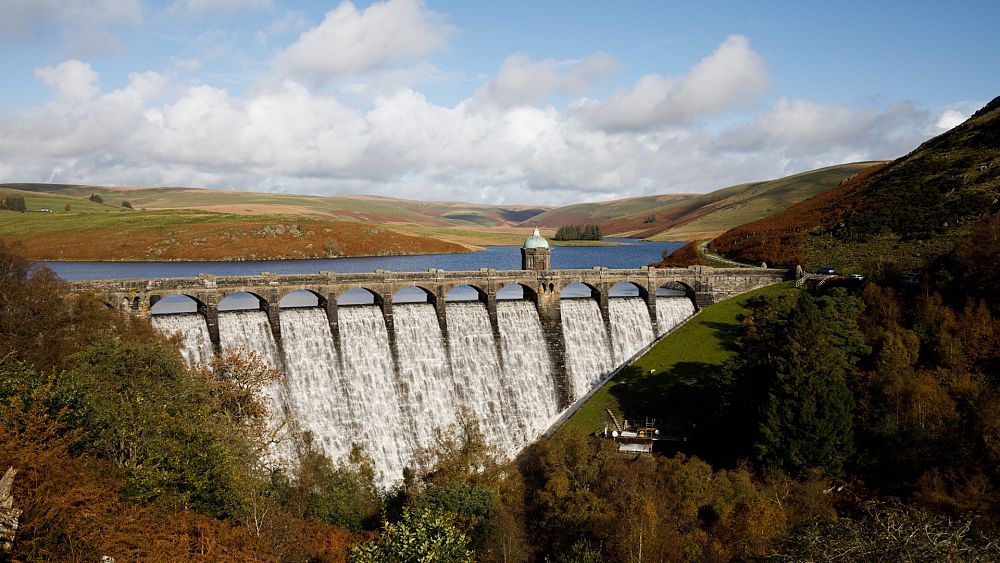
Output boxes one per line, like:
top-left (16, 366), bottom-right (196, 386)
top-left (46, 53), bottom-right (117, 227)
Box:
top-left (71, 266), bottom-right (788, 483)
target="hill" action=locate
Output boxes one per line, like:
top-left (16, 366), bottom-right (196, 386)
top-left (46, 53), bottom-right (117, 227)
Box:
top-left (523, 162), bottom-right (876, 240)
top-left (0, 161), bottom-right (884, 261)
top-left (712, 96), bottom-right (1000, 272)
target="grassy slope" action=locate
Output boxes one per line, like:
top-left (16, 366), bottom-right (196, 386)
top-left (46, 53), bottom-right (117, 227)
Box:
top-left (652, 162), bottom-right (880, 241)
top-left (4, 184), bottom-right (549, 228)
top-left (0, 188), bottom-right (470, 261)
top-left (712, 96), bottom-right (1000, 273)
top-left (523, 163), bottom-right (874, 240)
top-left (558, 281), bottom-right (796, 437)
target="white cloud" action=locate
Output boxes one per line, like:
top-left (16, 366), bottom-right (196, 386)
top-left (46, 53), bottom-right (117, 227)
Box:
top-left (0, 39), bottom-right (960, 206)
top-left (576, 35), bottom-right (770, 130)
top-left (936, 109), bottom-right (967, 131)
top-left (473, 52), bottom-right (620, 108)
top-left (274, 0), bottom-right (452, 82)
top-left (34, 60), bottom-right (101, 100)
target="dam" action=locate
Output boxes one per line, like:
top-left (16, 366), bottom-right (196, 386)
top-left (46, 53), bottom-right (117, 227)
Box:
top-left (72, 263), bottom-right (787, 483)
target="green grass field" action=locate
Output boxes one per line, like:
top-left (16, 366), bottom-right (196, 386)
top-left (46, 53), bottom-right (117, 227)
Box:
top-left (557, 281), bottom-right (797, 437)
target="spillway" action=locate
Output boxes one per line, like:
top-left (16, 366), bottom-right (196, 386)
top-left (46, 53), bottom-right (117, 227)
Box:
top-left (496, 300), bottom-right (561, 445)
top-left (446, 302), bottom-right (518, 456)
top-left (656, 296), bottom-right (696, 336)
top-left (151, 313), bottom-right (214, 366)
top-left (156, 294), bottom-right (679, 485)
top-left (560, 299), bottom-right (614, 402)
top-left (392, 303), bottom-right (456, 454)
top-left (337, 305), bottom-right (410, 484)
top-left (278, 308), bottom-right (354, 463)
top-left (608, 297), bottom-right (655, 365)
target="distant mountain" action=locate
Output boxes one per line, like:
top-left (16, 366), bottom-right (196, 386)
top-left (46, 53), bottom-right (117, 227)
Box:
top-left (522, 163), bottom-right (877, 240)
top-left (712, 96), bottom-right (1000, 272)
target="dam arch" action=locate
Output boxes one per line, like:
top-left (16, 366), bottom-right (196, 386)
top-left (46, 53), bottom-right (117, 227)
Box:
top-left (278, 289), bottom-right (325, 308)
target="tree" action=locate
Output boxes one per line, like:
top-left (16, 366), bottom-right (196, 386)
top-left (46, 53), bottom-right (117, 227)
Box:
top-left (2, 196), bottom-right (26, 212)
top-left (350, 507), bottom-right (474, 563)
top-left (64, 203), bottom-right (71, 212)
top-left (729, 291), bottom-right (866, 476)
top-left (121, 200), bottom-right (133, 209)
top-left (88, 193), bottom-right (103, 203)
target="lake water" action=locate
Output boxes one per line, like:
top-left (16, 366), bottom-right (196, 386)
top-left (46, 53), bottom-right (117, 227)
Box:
top-left (42, 238), bottom-right (684, 281)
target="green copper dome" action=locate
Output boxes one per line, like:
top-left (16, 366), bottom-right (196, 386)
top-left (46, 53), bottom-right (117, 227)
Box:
top-left (524, 228), bottom-right (549, 249)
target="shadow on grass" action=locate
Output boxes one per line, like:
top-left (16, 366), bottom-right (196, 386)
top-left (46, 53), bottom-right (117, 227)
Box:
top-left (610, 361), bottom-right (738, 464)
top-left (700, 321), bottom-right (743, 353)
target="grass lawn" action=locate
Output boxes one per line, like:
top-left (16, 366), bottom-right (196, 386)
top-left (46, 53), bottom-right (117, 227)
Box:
top-left (557, 281), bottom-right (797, 438)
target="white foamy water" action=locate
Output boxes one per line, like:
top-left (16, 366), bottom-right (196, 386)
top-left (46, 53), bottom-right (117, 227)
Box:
top-left (151, 313), bottom-right (214, 366)
top-left (608, 297), bottom-right (655, 365)
top-left (218, 310), bottom-right (291, 463)
top-left (337, 305), bottom-right (409, 484)
top-left (560, 299), bottom-right (614, 402)
top-left (392, 303), bottom-right (456, 454)
top-left (279, 308), bottom-right (354, 463)
top-left (218, 310), bottom-right (284, 370)
top-left (446, 302), bottom-right (518, 455)
top-left (656, 296), bottom-right (696, 336)
top-left (496, 300), bottom-right (561, 444)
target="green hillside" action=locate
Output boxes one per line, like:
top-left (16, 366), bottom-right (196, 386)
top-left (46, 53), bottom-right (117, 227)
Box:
top-left (523, 163), bottom-right (876, 240)
top-left (712, 96), bottom-right (1000, 273)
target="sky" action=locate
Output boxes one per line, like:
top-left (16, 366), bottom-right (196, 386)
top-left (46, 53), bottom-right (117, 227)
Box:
top-left (0, 0), bottom-right (997, 206)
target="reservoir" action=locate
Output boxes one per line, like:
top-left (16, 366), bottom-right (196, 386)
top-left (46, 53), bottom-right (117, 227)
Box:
top-left (42, 238), bottom-right (684, 281)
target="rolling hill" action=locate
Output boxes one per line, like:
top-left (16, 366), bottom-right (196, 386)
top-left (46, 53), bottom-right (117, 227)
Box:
top-left (1, 159), bottom-right (881, 261)
top-left (711, 96), bottom-right (1000, 273)
top-left (523, 162), bottom-right (878, 240)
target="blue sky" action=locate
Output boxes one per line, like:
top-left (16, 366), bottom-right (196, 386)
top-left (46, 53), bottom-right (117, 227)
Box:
top-left (1, 0), bottom-right (996, 205)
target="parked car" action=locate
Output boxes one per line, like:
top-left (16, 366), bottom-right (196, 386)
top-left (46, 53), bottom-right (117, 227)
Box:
top-left (816, 267), bottom-right (837, 275)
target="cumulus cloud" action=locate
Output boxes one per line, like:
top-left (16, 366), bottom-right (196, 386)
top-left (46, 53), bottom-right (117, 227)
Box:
top-left (936, 109), bottom-right (967, 131)
top-left (34, 60), bottom-right (101, 100)
top-left (274, 0), bottom-right (452, 83)
top-left (575, 35), bottom-right (770, 130)
top-left (473, 52), bottom-right (620, 108)
top-left (0, 31), bottom-right (961, 206)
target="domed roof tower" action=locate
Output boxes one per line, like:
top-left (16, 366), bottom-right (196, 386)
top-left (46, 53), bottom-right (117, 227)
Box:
top-left (521, 228), bottom-right (551, 270)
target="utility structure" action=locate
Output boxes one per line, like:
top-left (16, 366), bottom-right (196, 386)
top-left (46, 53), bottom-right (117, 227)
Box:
top-left (521, 227), bottom-right (551, 270)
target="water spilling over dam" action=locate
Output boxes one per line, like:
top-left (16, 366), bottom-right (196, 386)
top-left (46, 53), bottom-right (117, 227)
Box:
top-left (81, 266), bottom-right (788, 484)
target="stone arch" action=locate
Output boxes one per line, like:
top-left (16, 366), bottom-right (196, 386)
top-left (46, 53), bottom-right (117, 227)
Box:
top-left (150, 293), bottom-right (207, 315)
top-left (278, 289), bottom-right (326, 308)
top-left (497, 282), bottom-right (538, 303)
top-left (657, 281), bottom-right (697, 309)
top-left (608, 280), bottom-right (649, 299)
top-left (218, 290), bottom-right (268, 311)
top-left (559, 281), bottom-right (601, 300)
top-left (392, 285), bottom-right (438, 304)
top-left (444, 283), bottom-right (488, 303)
top-left (336, 286), bottom-right (384, 307)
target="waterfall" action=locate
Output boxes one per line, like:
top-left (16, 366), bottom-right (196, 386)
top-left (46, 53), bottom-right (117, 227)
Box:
top-left (560, 299), bottom-right (614, 402)
top-left (337, 306), bottom-right (410, 484)
top-left (446, 302), bottom-right (518, 456)
top-left (151, 313), bottom-right (214, 366)
top-left (656, 296), bottom-right (696, 336)
top-left (218, 310), bottom-right (283, 369)
top-left (218, 310), bottom-right (291, 463)
top-left (392, 303), bottom-right (456, 454)
top-left (496, 300), bottom-right (561, 444)
top-left (278, 308), bottom-right (354, 463)
top-left (608, 297), bottom-right (655, 365)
